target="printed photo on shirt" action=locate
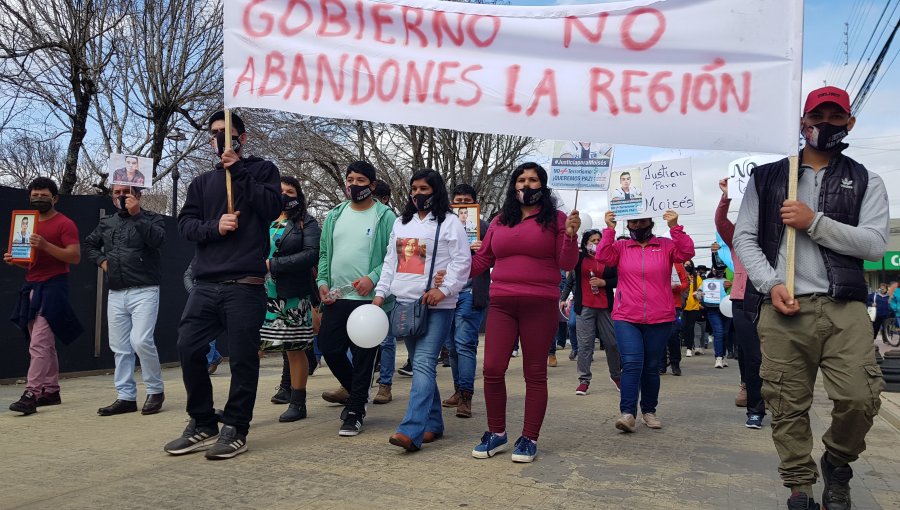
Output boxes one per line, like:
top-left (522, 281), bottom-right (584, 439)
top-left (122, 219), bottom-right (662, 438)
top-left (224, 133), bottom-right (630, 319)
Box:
top-left (396, 237), bottom-right (427, 275)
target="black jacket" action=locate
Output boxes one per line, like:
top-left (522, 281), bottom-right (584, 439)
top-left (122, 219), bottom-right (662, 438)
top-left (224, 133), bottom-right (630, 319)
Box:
top-left (561, 253), bottom-right (617, 315)
top-left (85, 209), bottom-right (166, 290)
top-left (471, 219), bottom-right (491, 309)
top-left (178, 156), bottom-right (282, 282)
top-left (11, 274), bottom-right (83, 345)
top-left (269, 213), bottom-right (321, 299)
top-left (745, 151), bottom-right (869, 320)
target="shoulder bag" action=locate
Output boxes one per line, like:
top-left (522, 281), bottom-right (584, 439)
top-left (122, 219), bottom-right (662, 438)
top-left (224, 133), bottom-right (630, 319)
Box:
top-left (389, 219), bottom-right (442, 339)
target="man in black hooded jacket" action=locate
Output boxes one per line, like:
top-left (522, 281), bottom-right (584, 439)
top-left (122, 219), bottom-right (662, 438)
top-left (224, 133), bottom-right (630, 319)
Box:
top-left (163, 111), bottom-right (281, 460)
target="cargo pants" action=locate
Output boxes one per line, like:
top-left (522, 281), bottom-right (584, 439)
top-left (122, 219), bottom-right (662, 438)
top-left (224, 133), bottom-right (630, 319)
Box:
top-left (757, 295), bottom-right (884, 496)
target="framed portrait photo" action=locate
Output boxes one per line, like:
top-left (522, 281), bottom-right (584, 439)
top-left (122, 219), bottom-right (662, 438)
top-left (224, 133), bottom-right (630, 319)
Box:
top-left (8, 210), bottom-right (39, 263)
top-left (452, 204), bottom-right (481, 245)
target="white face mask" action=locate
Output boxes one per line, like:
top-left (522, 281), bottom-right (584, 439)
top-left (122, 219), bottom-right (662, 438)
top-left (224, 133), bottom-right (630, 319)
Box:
top-left (586, 243), bottom-right (597, 254)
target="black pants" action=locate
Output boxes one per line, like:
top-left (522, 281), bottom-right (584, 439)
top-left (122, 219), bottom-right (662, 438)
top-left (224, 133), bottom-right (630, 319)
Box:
top-left (732, 300), bottom-right (765, 416)
top-left (318, 299), bottom-right (380, 414)
top-left (872, 316), bottom-right (890, 342)
top-left (662, 309), bottom-right (683, 367)
top-left (681, 310), bottom-right (701, 348)
top-left (177, 282), bottom-right (266, 436)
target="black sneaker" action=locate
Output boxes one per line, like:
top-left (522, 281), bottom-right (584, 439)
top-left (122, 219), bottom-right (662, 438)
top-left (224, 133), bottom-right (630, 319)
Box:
top-left (820, 453), bottom-right (852, 510)
top-left (205, 425), bottom-right (247, 460)
top-left (270, 385), bottom-right (290, 404)
top-left (398, 361), bottom-right (413, 377)
top-left (339, 411), bottom-right (364, 436)
top-left (36, 391), bottom-right (61, 406)
top-left (9, 390), bottom-right (37, 415)
top-left (786, 492), bottom-right (820, 510)
top-left (163, 419), bottom-right (219, 455)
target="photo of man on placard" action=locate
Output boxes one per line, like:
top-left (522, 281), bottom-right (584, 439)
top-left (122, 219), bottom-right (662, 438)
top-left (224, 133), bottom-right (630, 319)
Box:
top-left (112, 155), bottom-right (146, 186)
top-left (15, 215), bottom-right (32, 243)
top-left (611, 171), bottom-right (642, 202)
top-left (453, 204), bottom-right (480, 245)
top-left (8, 210), bottom-right (39, 262)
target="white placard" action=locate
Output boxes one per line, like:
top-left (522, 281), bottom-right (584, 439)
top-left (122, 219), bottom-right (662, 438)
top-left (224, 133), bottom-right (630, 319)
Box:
top-left (728, 154), bottom-right (784, 204)
top-left (225, 0), bottom-right (803, 155)
top-left (609, 158), bottom-right (693, 220)
top-left (702, 278), bottom-right (725, 305)
top-left (547, 140), bottom-right (614, 190)
top-left (108, 154), bottom-right (153, 188)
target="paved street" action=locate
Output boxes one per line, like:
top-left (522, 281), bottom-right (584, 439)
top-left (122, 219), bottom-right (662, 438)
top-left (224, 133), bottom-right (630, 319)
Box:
top-left (3, 341), bottom-right (899, 510)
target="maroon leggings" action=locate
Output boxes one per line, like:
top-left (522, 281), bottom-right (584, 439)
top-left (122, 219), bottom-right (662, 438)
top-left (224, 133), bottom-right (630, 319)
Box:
top-left (482, 296), bottom-right (558, 440)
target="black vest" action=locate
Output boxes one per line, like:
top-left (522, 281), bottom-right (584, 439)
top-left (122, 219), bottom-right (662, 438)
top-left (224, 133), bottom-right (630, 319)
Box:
top-left (744, 151), bottom-right (869, 320)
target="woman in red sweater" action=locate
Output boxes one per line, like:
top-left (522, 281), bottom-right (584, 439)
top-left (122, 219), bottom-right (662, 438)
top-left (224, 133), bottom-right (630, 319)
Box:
top-left (469, 162), bottom-right (580, 463)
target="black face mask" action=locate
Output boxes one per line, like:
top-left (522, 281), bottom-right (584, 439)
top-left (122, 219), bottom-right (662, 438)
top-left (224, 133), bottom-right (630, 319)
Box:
top-left (803, 122), bottom-right (848, 151)
top-left (411, 193), bottom-right (433, 211)
top-left (516, 187), bottom-right (544, 206)
top-left (347, 184), bottom-right (372, 203)
top-left (30, 199), bottom-right (52, 213)
top-left (628, 224), bottom-right (654, 243)
top-left (282, 194), bottom-right (300, 212)
top-left (214, 131), bottom-right (242, 157)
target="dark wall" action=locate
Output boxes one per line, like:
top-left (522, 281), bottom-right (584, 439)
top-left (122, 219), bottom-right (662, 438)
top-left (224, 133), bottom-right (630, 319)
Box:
top-left (0, 185), bottom-right (195, 380)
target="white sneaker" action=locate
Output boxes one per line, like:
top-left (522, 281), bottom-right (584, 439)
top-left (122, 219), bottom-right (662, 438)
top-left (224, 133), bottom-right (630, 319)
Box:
top-left (715, 357), bottom-right (724, 369)
top-left (685, 348), bottom-right (693, 358)
top-left (695, 348), bottom-right (704, 355)
top-left (722, 358), bottom-right (729, 367)
top-left (511, 349), bottom-right (519, 358)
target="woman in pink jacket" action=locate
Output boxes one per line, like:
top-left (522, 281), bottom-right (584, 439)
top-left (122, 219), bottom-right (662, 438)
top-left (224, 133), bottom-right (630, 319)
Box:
top-left (596, 210), bottom-right (695, 432)
top-left (469, 162), bottom-right (581, 463)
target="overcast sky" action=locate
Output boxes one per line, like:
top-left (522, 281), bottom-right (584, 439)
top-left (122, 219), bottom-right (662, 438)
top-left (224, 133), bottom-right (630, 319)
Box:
top-left (513, 0), bottom-right (900, 265)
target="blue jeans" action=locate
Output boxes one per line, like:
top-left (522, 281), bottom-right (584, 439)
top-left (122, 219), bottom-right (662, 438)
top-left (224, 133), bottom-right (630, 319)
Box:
top-left (614, 320), bottom-right (671, 415)
top-left (397, 308), bottom-right (454, 447)
top-left (206, 340), bottom-right (222, 366)
top-left (706, 308), bottom-right (727, 357)
top-left (568, 309), bottom-right (577, 354)
top-left (448, 291), bottom-right (485, 393)
top-left (379, 335), bottom-right (396, 385)
top-left (108, 286), bottom-right (164, 400)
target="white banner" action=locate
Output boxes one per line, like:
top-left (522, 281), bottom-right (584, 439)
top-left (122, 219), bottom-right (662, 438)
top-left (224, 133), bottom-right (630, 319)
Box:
top-left (608, 158), bottom-right (693, 220)
top-left (727, 154), bottom-right (783, 205)
top-left (225, 0), bottom-right (802, 154)
top-left (547, 140), bottom-right (614, 190)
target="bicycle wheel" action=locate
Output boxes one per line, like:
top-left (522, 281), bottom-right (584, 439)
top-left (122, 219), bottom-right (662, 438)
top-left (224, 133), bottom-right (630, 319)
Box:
top-left (887, 321), bottom-right (900, 347)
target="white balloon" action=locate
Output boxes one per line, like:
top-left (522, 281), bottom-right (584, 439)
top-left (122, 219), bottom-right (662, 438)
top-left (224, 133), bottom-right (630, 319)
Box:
top-left (719, 295), bottom-right (733, 318)
top-left (347, 304), bottom-right (390, 348)
top-left (577, 212), bottom-right (593, 234)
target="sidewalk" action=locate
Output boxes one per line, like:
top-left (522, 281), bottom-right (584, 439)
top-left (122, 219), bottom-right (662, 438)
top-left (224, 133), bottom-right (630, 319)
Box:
top-left (3, 342), bottom-right (899, 510)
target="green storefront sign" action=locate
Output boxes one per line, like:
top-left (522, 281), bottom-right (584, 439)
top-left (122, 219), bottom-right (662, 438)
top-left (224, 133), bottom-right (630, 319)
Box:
top-left (865, 251), bottom-right (900, 271)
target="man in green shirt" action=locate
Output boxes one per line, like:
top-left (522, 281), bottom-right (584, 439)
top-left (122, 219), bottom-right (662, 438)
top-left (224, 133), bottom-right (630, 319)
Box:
top-left (317, 161), bottom-right (396, 436)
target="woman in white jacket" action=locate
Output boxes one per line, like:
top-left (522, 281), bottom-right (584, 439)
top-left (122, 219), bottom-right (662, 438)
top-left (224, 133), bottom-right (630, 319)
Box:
top-left (374, 169), bottom-right (471, 452)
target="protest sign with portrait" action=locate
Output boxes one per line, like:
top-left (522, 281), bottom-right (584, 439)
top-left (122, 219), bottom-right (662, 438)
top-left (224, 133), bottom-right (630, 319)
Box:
top-left (108, 154), bottom-right (152, 187)
top-left (452, 204), bottom-right (481, 245)
top-left (8, 210), bottom-right (38, 263)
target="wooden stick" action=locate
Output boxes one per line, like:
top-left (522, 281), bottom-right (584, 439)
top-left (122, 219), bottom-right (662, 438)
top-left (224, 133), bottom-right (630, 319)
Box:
top-left (224, 109), bottom-right (234, 214)
top-left (784, 155), bottom-right (799, 297)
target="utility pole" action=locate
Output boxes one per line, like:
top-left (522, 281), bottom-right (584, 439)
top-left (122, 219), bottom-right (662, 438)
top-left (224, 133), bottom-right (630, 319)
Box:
top-left (844, 21), bottom-right (850, 66)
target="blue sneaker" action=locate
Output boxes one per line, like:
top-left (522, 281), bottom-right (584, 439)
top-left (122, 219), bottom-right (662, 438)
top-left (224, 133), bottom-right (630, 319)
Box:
top-left (471, 431), bottom-right (508, 459)
top-left (745, 414), bottom-right (764, 429)
top-left (511, 436), bottom-right (537, 463)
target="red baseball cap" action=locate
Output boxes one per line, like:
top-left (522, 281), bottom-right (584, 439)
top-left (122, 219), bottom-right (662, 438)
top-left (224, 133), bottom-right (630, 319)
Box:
top-left (804, 86), bottom-right (852, 114)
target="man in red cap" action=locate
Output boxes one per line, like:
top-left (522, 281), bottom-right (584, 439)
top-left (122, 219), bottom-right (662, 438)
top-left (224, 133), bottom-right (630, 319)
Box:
top-left (733, 86), bottom-right (888, 510)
